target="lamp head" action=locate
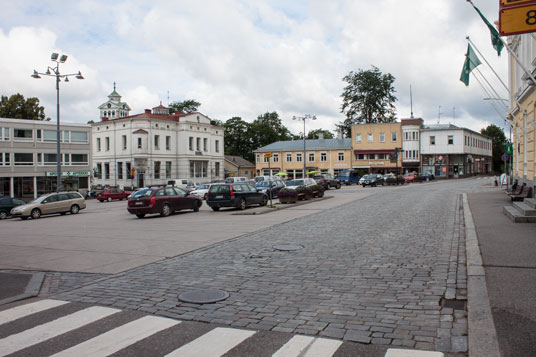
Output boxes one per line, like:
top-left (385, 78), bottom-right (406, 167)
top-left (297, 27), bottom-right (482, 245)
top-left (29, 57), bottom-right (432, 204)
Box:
top-left (64, 77), bottom-right (69, 82)
top-left (59, 54), bottom-right (68, 63)
top-left (75, 71), bottom-right (84, 80)
top-left (31, 70), bottom-right (41, 79)
top-left (51, 53), bottom-right (59, 61)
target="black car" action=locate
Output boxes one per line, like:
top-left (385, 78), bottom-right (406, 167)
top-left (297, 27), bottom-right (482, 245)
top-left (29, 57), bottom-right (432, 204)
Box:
top-left (207, 183), bottom-right (268, 211)
top-left (255, 179), bottom-right (286, 198)
top-left (312, 174), bottom-right (341, 190)
top-left (361, 174), bottom-right (384, 187)
top-left (0, 196), bottom-right (26, 219)
top-left (419, 172), bottom-right (435, 181)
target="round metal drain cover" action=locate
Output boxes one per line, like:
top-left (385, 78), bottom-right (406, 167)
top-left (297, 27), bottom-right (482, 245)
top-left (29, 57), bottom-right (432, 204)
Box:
top-left (273, 244), bottom-right (304, 251)
top-left (178, 289), bottom-right (229, 304)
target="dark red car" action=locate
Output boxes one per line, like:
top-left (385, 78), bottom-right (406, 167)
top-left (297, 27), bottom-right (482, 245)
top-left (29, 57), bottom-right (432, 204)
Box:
top-left (127, 187), bottom-right (202, 218)
top-left (97, 188), bottom-right (132, 202)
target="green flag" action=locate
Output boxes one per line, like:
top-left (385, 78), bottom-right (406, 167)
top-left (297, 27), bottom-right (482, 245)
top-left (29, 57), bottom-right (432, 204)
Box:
top-left (470, 2), bottom-right (504, 56)
top-left (460, 44), bottom-right (481, 86)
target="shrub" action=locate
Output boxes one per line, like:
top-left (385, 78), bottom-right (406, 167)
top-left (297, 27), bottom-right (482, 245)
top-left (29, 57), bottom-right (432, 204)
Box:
top-left (278, 187), bottom-right (298, 197)
top-left (310, 184), bottom-right (325, 193)
top-left (296, 185), bottom-right (313, 195)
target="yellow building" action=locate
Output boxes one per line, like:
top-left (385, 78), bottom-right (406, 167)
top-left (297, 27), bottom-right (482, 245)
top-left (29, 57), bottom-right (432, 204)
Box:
top-left (254, 137), bottom-right (352, 179)
top-left (508, 34), bottom-right (536, 193)
top-left (351, 122), bottom-right (403, 174)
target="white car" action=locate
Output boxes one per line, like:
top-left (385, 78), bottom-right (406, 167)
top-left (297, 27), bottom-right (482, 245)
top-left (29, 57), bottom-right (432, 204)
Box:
top-left (189, 184), bottom-right (211, 199)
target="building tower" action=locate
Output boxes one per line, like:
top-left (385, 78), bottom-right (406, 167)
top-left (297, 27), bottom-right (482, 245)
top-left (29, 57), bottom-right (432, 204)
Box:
top-left (98, 82), bottom-right (131, 120)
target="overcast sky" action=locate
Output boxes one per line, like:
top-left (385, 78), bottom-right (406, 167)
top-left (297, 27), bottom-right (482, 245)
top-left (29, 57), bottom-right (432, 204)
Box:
top-left (0, 0), bottom-right (509, 136)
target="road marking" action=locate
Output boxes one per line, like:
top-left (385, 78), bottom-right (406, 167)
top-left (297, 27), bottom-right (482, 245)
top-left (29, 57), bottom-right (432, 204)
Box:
top-left (273, 335), bottom-right (342, 357)
top-left (0, 306), bottom-right (119, 356)
top-left (165, 327), bottom-right (256, 357)
top-left (0, 299), bottom-right (69, 326)
top-left (385, 349), bottom-right (444, 357)
top-left (51, 315), bottom-right (180, 357)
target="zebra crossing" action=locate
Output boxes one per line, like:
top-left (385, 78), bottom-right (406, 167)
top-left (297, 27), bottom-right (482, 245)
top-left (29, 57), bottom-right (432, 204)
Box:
top-left (0, 299), bottom-right (444, 357)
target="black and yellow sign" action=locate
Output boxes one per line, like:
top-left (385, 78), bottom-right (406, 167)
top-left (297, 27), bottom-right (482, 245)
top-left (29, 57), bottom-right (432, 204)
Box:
top-left (501, 0), bottom-right (536, 8)
top-left (264, 152), bottom-right (272, 158)
top-left (500, 3), bottom-right (536, 36)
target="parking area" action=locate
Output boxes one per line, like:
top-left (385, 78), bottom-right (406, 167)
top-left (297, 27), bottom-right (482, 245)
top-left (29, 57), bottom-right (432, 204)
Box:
top-left (0, 185), bottom-right (375, 274)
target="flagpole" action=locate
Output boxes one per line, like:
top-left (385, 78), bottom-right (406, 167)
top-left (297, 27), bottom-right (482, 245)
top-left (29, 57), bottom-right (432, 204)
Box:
top-left (471, 64), bottom-right (509, 111)
top-left (467, 36), bottom-right (510, 95)
top-left (473, 71), bottom-right (508, 120)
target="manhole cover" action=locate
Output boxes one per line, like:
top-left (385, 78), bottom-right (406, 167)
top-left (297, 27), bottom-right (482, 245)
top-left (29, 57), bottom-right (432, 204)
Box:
top-left (178, 289), bottom-right (229, 304)
top-left (273, 244), bottom-right (304, 251)
top-left (441, 298), bottom-right (467, 311)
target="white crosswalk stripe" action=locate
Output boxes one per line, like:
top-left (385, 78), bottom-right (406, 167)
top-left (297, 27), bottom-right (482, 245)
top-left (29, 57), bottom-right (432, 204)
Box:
top-left (0, 299), bottom-right (69, 326)
top-left (0, 306), bottom-right (120, 356)
top-left (384, 348), bottom-right (444, 357)
top-left (51, 315), bottom-right (180, 357)
top-left (272, 335), bottom-right (343, 357)
top-left (165, 327), bottom-right (256, 357)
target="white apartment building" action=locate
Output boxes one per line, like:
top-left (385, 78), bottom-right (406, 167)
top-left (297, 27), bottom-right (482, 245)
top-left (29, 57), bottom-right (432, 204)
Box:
top-left (401, 118), bottom-right (423, 173)
top-left (0, 118), bottom-right (91, 199)
top-left (91, 89), bottom-right (224, 188)
top-left (420, 124), bottom-right (492, 178)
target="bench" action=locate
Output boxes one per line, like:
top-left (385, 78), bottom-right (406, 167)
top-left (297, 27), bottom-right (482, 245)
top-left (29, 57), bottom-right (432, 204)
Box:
top-left (507, 183), bottom-right (523, 196)
top-left (511, 186), bottom-right (532, 202)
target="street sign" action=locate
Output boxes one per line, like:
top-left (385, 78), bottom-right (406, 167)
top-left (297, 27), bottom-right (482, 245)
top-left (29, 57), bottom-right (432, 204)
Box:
top-left (500, 3), bottom-right (536, 36)
top-left (505, 143), bottom-right (513, 155)
top-left (502, 154), bottom-right (509, 162)
top-left (264, 152), bottom-right (272, 158)
top-left (500, 0), bottom-right (536, 8)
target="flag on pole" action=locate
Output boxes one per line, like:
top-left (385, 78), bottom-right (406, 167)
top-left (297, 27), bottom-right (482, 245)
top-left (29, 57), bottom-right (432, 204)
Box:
top-left (468, 1), bottom-right (504, 56)
top-left (460, 44), bottom-right (482, 86)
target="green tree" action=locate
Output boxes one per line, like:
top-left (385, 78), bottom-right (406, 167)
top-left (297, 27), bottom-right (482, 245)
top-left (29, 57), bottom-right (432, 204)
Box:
top-left (338, 66), bottom-right (397, 137)
top-left (249, 112), bottom-right (293, 153)
top-left (306, 129), bottom-right (334, 140)
top-left (224, 117), bottom-right (253, 161)
top-left (169, 99), bottom-right (201, 114)
top-left (481, 124), bottom-right (507, 174)
top-left (0, 93), bottom-right (47, 120)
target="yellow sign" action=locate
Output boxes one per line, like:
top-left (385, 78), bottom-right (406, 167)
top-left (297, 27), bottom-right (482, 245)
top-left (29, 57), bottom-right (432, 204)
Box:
top-left (500, 4), bottom-right (536, 36)
top-left (264, 152), bottom-right (272, 158)
top-left (501, 0), bottom-right (536, 8)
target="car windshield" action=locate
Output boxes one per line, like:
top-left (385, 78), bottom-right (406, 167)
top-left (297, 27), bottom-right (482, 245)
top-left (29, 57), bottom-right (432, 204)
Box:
top-left (256, 181), bottom-right (272, 187)
top-left (132, 189), bottom-right (153, 198)
top-left (287, 179), bottom-right (304, 186)
top-left (197, 184), bottom-right (210, 189)
top-left (31, 194), bottom-right (52, 204)
top-left (363, 175), bottom-right (374, 179)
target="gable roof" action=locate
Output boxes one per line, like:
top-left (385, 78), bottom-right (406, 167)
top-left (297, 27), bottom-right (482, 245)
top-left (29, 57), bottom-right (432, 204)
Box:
top-left (224, 155), bottom-right (254, 167)
top-left (254, 138), bottom-right (351, 152)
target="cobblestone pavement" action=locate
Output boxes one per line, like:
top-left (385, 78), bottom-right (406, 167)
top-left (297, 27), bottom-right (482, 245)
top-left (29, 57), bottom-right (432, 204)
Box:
top-left (55, 179), bottom-right (492, 353)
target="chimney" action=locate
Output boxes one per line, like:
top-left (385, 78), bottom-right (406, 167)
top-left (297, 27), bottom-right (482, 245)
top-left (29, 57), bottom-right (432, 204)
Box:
top-left (337, 128), bottom-right (343, 139)
top-left (145, 109), bottom-right (151, 114)
top-left (318, 133), bottom-right (324, 140)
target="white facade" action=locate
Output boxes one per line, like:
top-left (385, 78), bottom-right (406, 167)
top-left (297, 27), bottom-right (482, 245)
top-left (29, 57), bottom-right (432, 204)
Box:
top-left (401, 120), bottom-right (422, 168)
top-left (91, 106), bottom-right (224, 188)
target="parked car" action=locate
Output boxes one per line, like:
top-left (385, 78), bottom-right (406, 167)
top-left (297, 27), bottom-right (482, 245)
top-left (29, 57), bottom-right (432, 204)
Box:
top-left (285, 178), bottom-right (317, 190)
top-left (224, 177), bottom-right (248, 183)
top-left (189, 184), bottom-right (211, 200)
top-left (312, 174), bottom-right (342, 190)
top-left (254, 176), bottom-right (271, 183)
top-left (419, 172), bottom-right (435, 181)
top-left (167, 179), bottom-right (196, 191)
top-left (0, 196), bottom-right (27, 219)
top-left (403, 173), bottom-right (416, 183)
top-left (361, 174), bottom-right (383, 187)
top-left (127, 186), bottom-right (202, 218)
top-left (255, 179), bottom-right (286, 198)
top-left (97, 188), bottom-right (132, 202)
top-left (336, 170), bottom-right (361, 185)
top-left (10, 192), bottom-right (86, 220)
top-left (206, 182), bottom-right (268, 211)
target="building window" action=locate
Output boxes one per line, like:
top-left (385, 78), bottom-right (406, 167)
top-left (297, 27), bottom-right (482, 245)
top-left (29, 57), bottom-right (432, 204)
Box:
top-left (104, 163), bottom-right (110, 179)
top-left (105, 137), bottom-right (110, 151)
top-left (356, 133), bottom-right (361, 143)
top-left (256, 154), bottom-right (260, 163)
top-left (273, 154), bottom-right (279, 163)
top-left (14, 153), bottom-right (33, 165)
top-left (190, 161), bottom-right (208, 178)
top-left (71, 131), bottom-right (88, 143)
top-left (203, 138), bottom-right (208, 151)
top-left (96, 163), bottom-right (102, 179)
top-left (189, 137), bottom-right (194, 150)
top-left (367, 133), bottom-right (373, 142)
top-left (154, 161), bottom-right (161, 179)
top-left (391, 132), bottom-right (398, 142)
top-left (215, 162), bottom-right (220, 177)
top-left (320, 152), bottom-right (327, 162)
top-left (118, 162), bottom-right (123, 180)
top-left (264, 155), bottom-right (269, 163)
top-left (378, 153), bottom-right (385, 160)
top-left (166, 161), bottom-right (172, 178)
top-left (196, 137), bottom-right (201, 151)
top-left (296, 153), bottom-right (302, 162)
top-left (338, 152), bottom-right (345, 161)
top-left (215, 140), bottom-right (220, 153)
top-left (97, 138), bottom-right (101, 151)
top-left (430, 136), bottom-right (435, 145)
top-left (122, 135), bottom-right (127, 150)
top-left (71, 154), bottom-right (88, 165)
top-left (308, 153), bottom-right (315, 162)
top-left (154, 135), bottom-right (160, 150)
top-left (1, 127), bottom-right (10, 140)
top-left (137, 137), bottom-right (142, 149)
top-left (126, 162), bottom-right (132, 179)
top-left (356, 153), bottom-right (364, 160)
top-left (166, 136), bottom-right (171, 150)
top-left (286, 153), bottom-right (292, 162)
top-left (379, 133), bottom-right (385, 142)
top-left (368, 154), bottom-right (376, 160)
top-left (448, 135), bottom-right (454, 145)
top-left (13, 129), bottom-right (33, 141)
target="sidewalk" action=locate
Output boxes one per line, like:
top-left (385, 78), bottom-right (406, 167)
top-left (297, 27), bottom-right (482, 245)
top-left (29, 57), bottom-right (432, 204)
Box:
top-left (467, 189), bottom-right (536, 357)
top-left (0, 270), bottom-right (44, 305)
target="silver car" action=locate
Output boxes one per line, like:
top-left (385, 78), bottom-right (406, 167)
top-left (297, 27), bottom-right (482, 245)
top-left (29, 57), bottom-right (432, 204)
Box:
top-left (10, 192), bottom-right (86, 220)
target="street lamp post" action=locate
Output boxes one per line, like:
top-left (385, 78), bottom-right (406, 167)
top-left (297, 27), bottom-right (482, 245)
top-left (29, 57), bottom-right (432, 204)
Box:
top-left (32, 53), bottom-right (84, 192)
top-left (293, 114), bottom-right (316, 178)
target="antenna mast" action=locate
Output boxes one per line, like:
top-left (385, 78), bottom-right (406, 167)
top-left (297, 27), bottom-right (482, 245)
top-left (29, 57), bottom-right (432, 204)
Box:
top-left (410, 85), bottom-right (414, 118)
top-left (437, 106), bottom-right (443, 125)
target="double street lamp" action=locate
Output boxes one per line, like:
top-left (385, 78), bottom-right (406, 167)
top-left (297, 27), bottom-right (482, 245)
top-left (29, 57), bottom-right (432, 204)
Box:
top-left (32, 53), bottom-right (84, 192)
top-left (293, 114), bottom-right (316, 178)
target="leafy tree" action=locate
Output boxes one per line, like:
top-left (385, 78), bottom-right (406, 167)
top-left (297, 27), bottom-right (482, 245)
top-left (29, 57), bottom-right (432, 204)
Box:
top-left (306, 129), bottom-right (334, 140)
top-left (0, 93), bottom-right (47, 120)
top-left (169, 99), bottom-right (200, 114)
top-left (210, 119), bottom-right (224, 126)
top-left (338, 66), bottom-right (397, 137)
top-left (481, 124), bottom-right (507, 174)
top-left (249, 112), bottom-right (293, 153)
top-left (224, 117), bottom-right (253, 161)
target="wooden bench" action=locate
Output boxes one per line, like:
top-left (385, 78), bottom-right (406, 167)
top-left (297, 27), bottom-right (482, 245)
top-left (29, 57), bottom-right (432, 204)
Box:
top-left (507, 183), bottom-right (523, 196)
top-left (511, 186), bottom-right (532, 202)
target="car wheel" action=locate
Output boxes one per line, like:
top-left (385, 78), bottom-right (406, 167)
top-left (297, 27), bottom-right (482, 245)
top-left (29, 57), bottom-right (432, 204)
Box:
top-left (211, 206), bottom-right (220, 211)
top-left (136, 213), bottom-right (145, 218)
top-left (161, 204), bottom-right (171, 217)
top-left (0, 211), bottom-right (8, 220)
top-left (31, 208), bottom-right (41, 219)
top-left (193, 200), bottom-right (201, 212)
top-left (99, 200), bottom-right (104, 203)
top-left (238, 198), bottom-right (247, 210)
top-left (336, 183), bottom-right (341, 189)
top-left (107, 197), bottom-right (113, 202)
top-left (260, 196), bottom-right (268, 206)
top-left (70, 205), bottom-right (80, 214)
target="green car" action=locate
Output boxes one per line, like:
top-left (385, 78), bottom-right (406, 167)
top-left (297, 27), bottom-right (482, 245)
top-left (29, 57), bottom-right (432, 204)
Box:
top-left (0, 196), bottom-right (27, 220)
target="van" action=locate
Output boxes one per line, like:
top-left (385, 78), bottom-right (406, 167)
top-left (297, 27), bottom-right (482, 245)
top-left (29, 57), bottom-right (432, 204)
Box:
top-left (167, 179), bottom-right (196, 190)
top-left (224, 177), bottom-right (248, 183)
